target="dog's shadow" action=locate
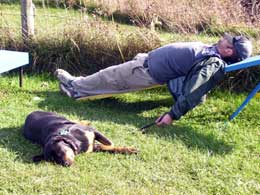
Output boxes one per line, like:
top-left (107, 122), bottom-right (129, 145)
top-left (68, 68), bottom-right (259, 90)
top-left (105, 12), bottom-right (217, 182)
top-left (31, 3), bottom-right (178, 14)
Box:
top-left (0, 126), bottom-right (40, 163)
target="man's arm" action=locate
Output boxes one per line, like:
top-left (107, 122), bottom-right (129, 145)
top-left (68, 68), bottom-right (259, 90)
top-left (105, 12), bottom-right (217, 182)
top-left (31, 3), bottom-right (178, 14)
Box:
top-left (157, 57), bottom-right (226, 126)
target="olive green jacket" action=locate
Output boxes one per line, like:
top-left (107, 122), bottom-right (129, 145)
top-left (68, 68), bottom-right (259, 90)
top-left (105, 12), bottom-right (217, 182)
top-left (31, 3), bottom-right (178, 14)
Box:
top-left (167, 56), bottom-right (227, 120)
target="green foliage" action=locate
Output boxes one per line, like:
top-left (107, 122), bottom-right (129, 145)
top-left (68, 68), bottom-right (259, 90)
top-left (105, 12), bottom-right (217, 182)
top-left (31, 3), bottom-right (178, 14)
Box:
top-left (204, 24), bottom-right (260, 39)
top-left (27, 23), bottom-right (160, 75)
top-left (0, 74), bottom-right (260, 195)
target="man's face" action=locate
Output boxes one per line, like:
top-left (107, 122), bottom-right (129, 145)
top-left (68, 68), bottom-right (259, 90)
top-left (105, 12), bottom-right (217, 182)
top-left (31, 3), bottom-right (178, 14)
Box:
top-left (217, 35), bottom-right (237, 60)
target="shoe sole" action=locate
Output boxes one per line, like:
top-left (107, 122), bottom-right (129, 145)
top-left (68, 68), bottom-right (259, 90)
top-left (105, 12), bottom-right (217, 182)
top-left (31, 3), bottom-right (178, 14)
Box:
top-left (59, 83), bottom-right (73, 98)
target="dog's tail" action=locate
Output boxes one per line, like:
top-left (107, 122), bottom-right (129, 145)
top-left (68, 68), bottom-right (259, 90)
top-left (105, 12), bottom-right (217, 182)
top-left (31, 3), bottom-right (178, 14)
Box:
top-left (94, 144), bottom-right (138, 154)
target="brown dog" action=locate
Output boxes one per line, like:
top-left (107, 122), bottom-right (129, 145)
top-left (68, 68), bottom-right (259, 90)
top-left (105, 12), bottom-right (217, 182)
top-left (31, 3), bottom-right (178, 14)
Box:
top-left (23, 111), bottom-right (137, 166)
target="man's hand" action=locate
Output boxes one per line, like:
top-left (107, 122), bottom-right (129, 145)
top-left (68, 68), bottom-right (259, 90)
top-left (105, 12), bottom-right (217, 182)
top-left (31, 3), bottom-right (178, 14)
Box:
top-left (156, 113), bottom-right (173, 126)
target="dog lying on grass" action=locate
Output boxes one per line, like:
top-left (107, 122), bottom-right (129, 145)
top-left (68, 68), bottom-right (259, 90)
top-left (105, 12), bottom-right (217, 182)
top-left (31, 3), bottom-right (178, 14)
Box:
top-left (23, 111), bottom-right (138, 166)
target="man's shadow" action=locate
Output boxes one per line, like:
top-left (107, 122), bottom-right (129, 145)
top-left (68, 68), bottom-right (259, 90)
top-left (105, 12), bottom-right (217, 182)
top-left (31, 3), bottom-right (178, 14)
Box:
top-left (27, 87), bottom-right (172, 111)
top-left (141, 124), bottom-right (232, 155)
top-left (25, 87), bottom-right (174, 123)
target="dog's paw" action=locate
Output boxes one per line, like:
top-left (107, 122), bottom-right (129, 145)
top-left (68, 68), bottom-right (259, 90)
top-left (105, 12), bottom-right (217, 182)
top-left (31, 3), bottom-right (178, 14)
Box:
top-left (127, 147), bottom-right (139, 154)
top-left (117, 146), bottom-right (139, 154)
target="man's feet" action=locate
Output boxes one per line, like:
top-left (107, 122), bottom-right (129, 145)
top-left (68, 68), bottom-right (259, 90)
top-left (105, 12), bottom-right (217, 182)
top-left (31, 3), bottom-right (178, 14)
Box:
top-left (55, 69), bottom-right (75, 87)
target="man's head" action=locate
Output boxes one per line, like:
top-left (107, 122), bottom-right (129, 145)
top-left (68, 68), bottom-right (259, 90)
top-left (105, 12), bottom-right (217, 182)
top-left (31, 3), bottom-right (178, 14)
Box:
top-left (217, 33), bottom-right (252, 63)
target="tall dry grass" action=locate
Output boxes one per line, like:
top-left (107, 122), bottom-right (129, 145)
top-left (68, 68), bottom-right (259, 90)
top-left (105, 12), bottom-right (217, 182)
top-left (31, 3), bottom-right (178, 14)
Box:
top-left (0, 18), bottom-right (161, 75)
top-left (3, 0), bottom-right (259, 35)
top-left (60, 0), bottom-right (259, 35)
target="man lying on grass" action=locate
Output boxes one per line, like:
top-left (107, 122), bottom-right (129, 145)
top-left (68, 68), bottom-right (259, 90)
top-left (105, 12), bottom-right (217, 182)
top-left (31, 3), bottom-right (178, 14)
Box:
top-left (55, 33), bottom-right (252, 127)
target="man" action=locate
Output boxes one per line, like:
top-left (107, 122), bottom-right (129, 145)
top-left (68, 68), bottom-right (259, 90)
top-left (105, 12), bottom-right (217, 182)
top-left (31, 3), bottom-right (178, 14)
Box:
top-left (55, 33), bottom-right (252, 126)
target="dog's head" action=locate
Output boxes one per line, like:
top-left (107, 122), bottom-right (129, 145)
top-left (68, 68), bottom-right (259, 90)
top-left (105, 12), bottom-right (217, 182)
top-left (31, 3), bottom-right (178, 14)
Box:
top-left (33, 136), bottom-right (78, 166)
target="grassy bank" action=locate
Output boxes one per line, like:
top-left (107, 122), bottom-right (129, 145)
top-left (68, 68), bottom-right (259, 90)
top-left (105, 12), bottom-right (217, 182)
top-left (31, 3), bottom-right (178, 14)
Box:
top-left (3, 0), bottom-right (260, 34)
top-left (1, 2), bottom-right (260, 92)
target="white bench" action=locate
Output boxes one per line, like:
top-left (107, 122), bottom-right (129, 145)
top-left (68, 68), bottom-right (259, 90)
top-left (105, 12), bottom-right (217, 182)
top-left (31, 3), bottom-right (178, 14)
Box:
top-left (0, 50), bottom-right (29, 87)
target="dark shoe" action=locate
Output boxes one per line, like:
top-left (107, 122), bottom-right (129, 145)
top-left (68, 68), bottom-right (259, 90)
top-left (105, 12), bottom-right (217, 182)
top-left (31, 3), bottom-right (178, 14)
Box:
top-left (59, 83), bottom-right (76, 98)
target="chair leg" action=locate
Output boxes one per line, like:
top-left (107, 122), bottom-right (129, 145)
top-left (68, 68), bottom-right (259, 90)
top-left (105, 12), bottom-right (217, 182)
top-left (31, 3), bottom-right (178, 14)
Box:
top-left (19, 67), bottom-right (23, 87)
top-left (229, 83), bottom-right (260, 121)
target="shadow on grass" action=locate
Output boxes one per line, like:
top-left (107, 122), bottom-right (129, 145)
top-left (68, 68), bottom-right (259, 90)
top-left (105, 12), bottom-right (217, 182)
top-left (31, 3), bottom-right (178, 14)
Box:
top-left (25, 89), bottom-right (173, 116)
top-left (142, 125), bottom-right (233, 155)
top-left (21, 89), bottom-right (232, 155)
top-left (0, 126), bottom-right (41, 164)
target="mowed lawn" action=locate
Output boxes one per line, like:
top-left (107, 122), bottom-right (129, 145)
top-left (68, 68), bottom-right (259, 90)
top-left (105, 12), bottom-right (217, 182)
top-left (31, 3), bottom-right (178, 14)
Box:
top-left (0, 74), bottom-right (259, 195)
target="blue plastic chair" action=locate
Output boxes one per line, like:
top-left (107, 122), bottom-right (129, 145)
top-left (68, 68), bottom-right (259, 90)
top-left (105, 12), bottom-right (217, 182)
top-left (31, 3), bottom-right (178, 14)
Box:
top-left (224, 55), bottom-right (260, 120)
top-left (0, 50), bottom-right (29, 87)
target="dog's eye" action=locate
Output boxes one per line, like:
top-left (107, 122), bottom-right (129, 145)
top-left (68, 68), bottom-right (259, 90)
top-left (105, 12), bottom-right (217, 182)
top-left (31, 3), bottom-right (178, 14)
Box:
top-left (50, 151), bottom-right (61, 162)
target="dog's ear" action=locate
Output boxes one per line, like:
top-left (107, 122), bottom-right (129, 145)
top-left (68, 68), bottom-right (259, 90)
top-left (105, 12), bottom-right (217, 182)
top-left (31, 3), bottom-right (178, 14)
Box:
top-left (43, 136), bottom-right (78, 160)
top-left (32, 154), bottom-right (44, 162)
top-left (62, 137), bottom-right (78, 154)
top-left (43, 137), bottom-right (59, 161)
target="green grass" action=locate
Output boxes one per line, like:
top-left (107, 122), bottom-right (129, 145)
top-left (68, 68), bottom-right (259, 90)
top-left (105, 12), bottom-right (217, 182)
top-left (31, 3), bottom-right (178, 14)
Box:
top-left (0, 74), bottom-right (260, 195)
top-left (0, 3), bottom-right (141, 38)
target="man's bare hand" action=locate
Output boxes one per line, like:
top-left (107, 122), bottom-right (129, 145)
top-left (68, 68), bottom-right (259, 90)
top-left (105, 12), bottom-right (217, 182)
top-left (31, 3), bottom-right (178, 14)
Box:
top-left (156, 113), bottom-right (173, 126)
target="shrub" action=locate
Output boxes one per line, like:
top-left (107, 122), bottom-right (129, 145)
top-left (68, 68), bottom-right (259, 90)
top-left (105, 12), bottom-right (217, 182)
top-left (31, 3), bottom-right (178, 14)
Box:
top-left (0, 18), bottom-right (161, 75)
top-left (42, 0), bottom-right (260, 35)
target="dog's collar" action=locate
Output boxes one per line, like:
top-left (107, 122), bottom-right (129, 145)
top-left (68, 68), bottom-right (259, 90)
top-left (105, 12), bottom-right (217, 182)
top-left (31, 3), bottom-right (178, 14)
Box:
top-left (58, 128), bottom-right (70, 136)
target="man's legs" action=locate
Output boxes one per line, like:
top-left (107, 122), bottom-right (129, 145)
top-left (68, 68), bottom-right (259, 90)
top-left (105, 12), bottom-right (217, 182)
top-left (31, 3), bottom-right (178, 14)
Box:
top-left (55, 69), bottom-right (75, 86)
top-left (55, 54), bottom-right (159, 98)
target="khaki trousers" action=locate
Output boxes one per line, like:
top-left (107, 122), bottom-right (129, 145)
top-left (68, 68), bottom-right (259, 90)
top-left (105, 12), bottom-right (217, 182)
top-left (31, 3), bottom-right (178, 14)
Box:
top-left (71, 53), bottom-right (159, 97)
